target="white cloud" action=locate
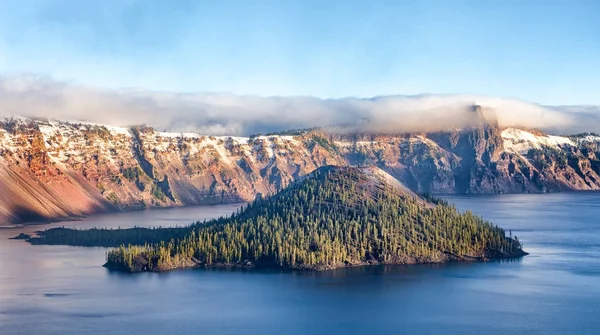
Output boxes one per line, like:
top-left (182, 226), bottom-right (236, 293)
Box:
top-left (0, 75), bottom-right (597, 135)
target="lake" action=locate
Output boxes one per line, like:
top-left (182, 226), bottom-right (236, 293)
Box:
top-left (1, 194), bottom-right (599, 334)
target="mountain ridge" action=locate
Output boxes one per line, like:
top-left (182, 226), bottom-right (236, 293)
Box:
top-left (2, 115), bottom-right (600, 225)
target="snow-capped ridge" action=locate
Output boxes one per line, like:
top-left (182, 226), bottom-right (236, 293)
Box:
top-left (3, 115), bottom-right (600, 225)
top-left (501, 127), bottom-right (576, 155)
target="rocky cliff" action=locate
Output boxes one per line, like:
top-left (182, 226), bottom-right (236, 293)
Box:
top-left (2, 113), bottom-right (600, 224)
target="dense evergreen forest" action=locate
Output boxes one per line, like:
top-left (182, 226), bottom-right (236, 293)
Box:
top-left (28, 166), bottom-right (526, 272)
top-left (28, 226), bottom-right (192, 247)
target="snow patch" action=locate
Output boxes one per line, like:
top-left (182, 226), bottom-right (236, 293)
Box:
top-left (156, 132), bottom-right (201, 139)
top-left (502, 128), bottom-right (574, 155)
top-left (576, 135), bottom-right (600, 144)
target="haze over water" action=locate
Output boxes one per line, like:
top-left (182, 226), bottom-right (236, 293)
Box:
top-left (1, 194), bottom-right (599, 335)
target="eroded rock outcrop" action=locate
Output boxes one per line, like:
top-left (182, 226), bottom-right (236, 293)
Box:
top-left (2, 113), bottom-right (600, 225)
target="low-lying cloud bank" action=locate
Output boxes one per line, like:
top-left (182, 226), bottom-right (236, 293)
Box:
top-left (0, 75), bottom-right (598, 135)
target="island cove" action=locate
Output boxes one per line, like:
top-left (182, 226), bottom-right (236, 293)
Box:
top-left (24, 166), bottom-right (527, 272)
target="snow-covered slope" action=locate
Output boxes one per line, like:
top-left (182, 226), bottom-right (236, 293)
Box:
top-left (502, 128), bottom-right (575, 154)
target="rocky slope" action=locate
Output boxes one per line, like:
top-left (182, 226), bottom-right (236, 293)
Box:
top-left (2, 110), bottom-right (600, 224)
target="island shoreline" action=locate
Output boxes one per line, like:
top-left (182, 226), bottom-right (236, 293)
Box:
top-left (102, 249), bottom-right (529, 274)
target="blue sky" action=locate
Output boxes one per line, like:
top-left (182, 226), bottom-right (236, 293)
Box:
top-left (0, 0), bottom-right (598, 104)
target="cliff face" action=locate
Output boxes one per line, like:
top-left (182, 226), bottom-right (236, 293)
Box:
top-left (2, 115), bottom-right (600, 224)
top-left (334, 109), bottom-right (600, 194)
top-left (0, 118), bottom-right (346, 224)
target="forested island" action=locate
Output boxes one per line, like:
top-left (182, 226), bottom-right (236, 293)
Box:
top-left (25, 166), bottom-right (527, 272)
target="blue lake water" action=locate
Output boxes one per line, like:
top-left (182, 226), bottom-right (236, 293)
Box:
top-left (1, 194), bottom-right (599, 334)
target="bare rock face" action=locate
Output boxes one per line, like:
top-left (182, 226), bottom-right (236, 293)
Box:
top-left (2, 114), bottom-right (600, 225)
top-left (0, 118), bottom-right (347, 224)
top-left (333, 109), bottom-right (600, 195)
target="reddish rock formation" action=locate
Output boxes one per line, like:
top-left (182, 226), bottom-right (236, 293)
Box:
top-left (2, 115), bottom-right (600, 225)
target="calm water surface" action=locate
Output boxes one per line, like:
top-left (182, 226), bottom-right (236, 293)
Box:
top-left (1, 194), bottom-right (599, 334)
